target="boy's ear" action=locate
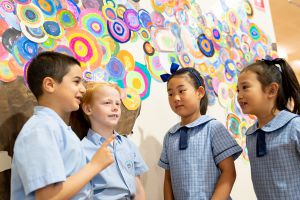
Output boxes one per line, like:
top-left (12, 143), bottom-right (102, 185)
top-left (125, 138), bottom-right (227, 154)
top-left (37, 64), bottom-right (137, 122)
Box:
top-left (197, 86), bottom-right (205, 99)
top-left (42, 77), bottom-right (56, 93)
top-left (267, 82), bottom-right (279, 98)
top-left (82, 104), bottom-right (92, 115)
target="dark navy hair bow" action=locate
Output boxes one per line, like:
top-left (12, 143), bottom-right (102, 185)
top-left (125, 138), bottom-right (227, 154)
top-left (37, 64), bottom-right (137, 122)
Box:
top-left (262, 58), bottom-right (283, 73)
top-left (160, 63), bottom-right (180, 82)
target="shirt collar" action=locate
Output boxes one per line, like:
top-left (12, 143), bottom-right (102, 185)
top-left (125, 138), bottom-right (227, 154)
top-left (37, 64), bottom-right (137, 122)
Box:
top-left (34, 106), bottom-right (70, 129)
top-left (246, 110), bottom-right (299, 135)
top-left (169, 115), bottom-right (215, 134)
top-left (87, 128), bottom-right (122, 145)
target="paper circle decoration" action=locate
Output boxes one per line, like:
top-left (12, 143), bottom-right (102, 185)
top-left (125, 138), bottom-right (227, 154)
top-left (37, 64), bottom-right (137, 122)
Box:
top-left (197, 34), bottom-right (215, 57)
top-left (106, 57), bottom-right (125, 80)
top-left (16, 3), bottom-right (44, 28)
top-left (80, 10), bottom-right (106, 37)
top-left (67, 30), bottom-right (102, 69)
top-left (123, 62), bottom-right (151, 100)
top-left (20, 22), bottom-right (48, 43)
top-left (57, 9), bottom-right (77, 29)
top-left (122, 87), bottom-right (141, 110)
top-left (107, 18), bottom-right (131, 43)
top-left (138, 9), bottom-right (152, 28)
top-left (0, 1), bottom-right (15, 13)
top-left (123, 9), bottom-right (141, 31)
top-left (42, 20), bottom-right (64, 39)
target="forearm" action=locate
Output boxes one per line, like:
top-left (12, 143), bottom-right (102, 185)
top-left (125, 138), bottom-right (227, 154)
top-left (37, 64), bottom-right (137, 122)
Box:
top-left (36, 162), bottom-right (104, 200)
top-left (164, 170), bottom-right (174, 200)
top-left (134, 176), bottom-right (146, 200)
top-left (211, 167), bottom-right (236, 200)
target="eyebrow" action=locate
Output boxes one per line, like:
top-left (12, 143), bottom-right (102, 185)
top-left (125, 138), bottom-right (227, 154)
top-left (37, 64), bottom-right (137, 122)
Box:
top-left (73, 76), bottom-right (82, 80)
top-left (167, 84), bottom-right (185, 91)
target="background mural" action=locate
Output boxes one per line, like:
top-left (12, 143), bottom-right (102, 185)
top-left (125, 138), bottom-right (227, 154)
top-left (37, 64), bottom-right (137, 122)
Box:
top-left (0, 0), bottom-right (276, 159)
top-left (0, 0), bottom-right (277, 198)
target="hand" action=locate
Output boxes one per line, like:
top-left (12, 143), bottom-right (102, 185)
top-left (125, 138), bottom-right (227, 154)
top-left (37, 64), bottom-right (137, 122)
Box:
top-left (90, 135), bottom-right (115, 171)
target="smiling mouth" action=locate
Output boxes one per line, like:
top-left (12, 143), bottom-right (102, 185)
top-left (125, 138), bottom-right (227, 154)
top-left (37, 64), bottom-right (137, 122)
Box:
top-left (175, 105), bottom-right (184, 109)
top-left (108, 114), bottom-right (119, 118)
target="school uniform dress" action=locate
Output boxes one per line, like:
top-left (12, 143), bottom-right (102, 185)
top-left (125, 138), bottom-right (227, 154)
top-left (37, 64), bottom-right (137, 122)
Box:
top-left (11, 106), bottom-right (92, 200)
top-left (158, 115), bottom-right (242, 200)
top-left (81, 129), bottom-right (148, 200)
top-left (246, 110), bottom-right (300, 200)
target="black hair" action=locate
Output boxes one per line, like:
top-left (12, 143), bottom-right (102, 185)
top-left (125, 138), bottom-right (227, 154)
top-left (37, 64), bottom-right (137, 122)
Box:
top-left (26, 51), bottom-right (81, 99)
top-left (167, 67), bottom-right (208, 115)
top-left (241, 58), bottom-right (300, 114)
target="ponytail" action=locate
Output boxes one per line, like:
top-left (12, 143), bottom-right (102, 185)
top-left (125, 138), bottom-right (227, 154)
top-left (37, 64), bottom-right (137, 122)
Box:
top-left (278, 60), bottom-right (300, 114)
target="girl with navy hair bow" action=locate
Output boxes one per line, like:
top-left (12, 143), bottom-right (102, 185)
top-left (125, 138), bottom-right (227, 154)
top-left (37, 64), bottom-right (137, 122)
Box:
top-left (237, 58), bottom-right (300, 199)
top-left (158, 65), bottom-right (242, 200)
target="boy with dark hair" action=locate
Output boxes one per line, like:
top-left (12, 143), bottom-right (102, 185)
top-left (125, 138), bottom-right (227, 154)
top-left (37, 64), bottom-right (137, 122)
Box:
top-left (11, 51), bottom-right (114, 200)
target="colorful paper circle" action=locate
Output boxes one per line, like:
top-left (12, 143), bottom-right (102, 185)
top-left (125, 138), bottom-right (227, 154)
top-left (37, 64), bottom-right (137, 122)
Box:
top-left (138, 28), bottom-right (151, 41)
top-left (102, 4), bottom-right (117, 21)
top-left (80, 10), bottom-right (106, 37)
top-left (197, 34), bottom-right (215, 57)
top-left (122, 87), bottom-right (141, 110)
top-left (145, 53), bottom-right (167, 82)
top-left (116, 4), bottom-right (126, 18)
top-left (15, 0), bottom-right (31, 4)
top-left (106, 57), bottom-right (125, 80)
top-left (143, 41), bottom-right (155, 56)
top-left (0, 61), bottom-right (16, 82)
top-left (138, 9), bottom-right (152, 28)
top-left (67, 30), bottom-right (102, 69)
top-left (43, 20), bottom-right (64, 39)
top-left (107, 18), bottom-right (131, 43)
top-left (244, 0), bottom-right (253, 18)
top-left (249, 23), bottom-right (261, 41)
top-left (124, 62), bottom-right (151, 100)
top-left (0, 1), bottom-right (15, 13)
top-left (16, 36), bottom-right (38, 60)
top-left (178, 52), bottom-right (194, 68)
top-left (57, 9), bottom-right (77, 29)
top-left (41, 37), bottom-right (56, 50)
top-left (117, 50), bottom-right (135, 71)
top-left (123, 9), bottom-right (141, 31)
top-left (92, 67), bottom-right (109, 82)
top-left (226, 113), bottom-right (241, 136)
top-left (224, 59), bottom-right (236, 82)
top-left (16, 3), bottom-right (44, 28)
top-left (33, 0), bottom-right (56, 17)
top-left (20, 22), bottom-right (48, 43)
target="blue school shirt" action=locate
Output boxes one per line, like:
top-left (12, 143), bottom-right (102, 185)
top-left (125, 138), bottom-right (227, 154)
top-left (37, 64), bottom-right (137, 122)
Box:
top-left (11, 106), bottom-right (92, 200)
top-left (246, 110), bottom-right (300, 200)
top-left (158, 115), bottom-right (242, 200)
top-left (81, 129), bottom-right (148, 200)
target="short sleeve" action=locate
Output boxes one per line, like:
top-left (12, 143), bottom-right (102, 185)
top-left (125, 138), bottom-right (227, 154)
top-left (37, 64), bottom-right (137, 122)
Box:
top-left (291, 117), bottom-right (300, 154)
top-left (210, 120), bottom-right (242, 165)
top-left (129, 141), bottom-right (149, 176)
top-left (158, 133), bottom-right (170, 170)
top-left (14, 124), bottom-right (66, 195)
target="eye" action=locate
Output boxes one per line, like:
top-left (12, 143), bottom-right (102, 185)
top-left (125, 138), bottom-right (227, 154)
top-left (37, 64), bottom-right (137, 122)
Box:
top-left (242, 85), bottom-right (249, 90)
top-left (168, 93), bottom-right (173, 97)
top-left (179, 89), bottom-right (186, 93)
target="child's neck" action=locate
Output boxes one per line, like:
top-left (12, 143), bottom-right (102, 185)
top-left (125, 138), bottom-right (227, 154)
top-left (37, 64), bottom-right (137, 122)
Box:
top-left (38, 99), bottom-right (70, 124)
top-left (257, 109), bottom-right (280, 128)
top-left (91, 124), bottom-right (114, 139)
top-left (180, 113), bottom-right (202, 126)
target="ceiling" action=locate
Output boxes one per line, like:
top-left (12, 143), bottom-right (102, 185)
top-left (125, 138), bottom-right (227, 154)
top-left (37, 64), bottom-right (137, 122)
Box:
top-left (269, 0), bottom-right (300, 80)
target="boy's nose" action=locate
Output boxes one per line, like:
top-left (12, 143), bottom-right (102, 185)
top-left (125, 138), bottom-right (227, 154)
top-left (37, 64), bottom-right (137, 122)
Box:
top-left (80, 84), bottom-right (86, 94)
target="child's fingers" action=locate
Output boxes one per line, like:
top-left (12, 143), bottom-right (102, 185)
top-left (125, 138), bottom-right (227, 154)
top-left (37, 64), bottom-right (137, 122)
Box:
top-left (102, 135), bottom-right (115, 148)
